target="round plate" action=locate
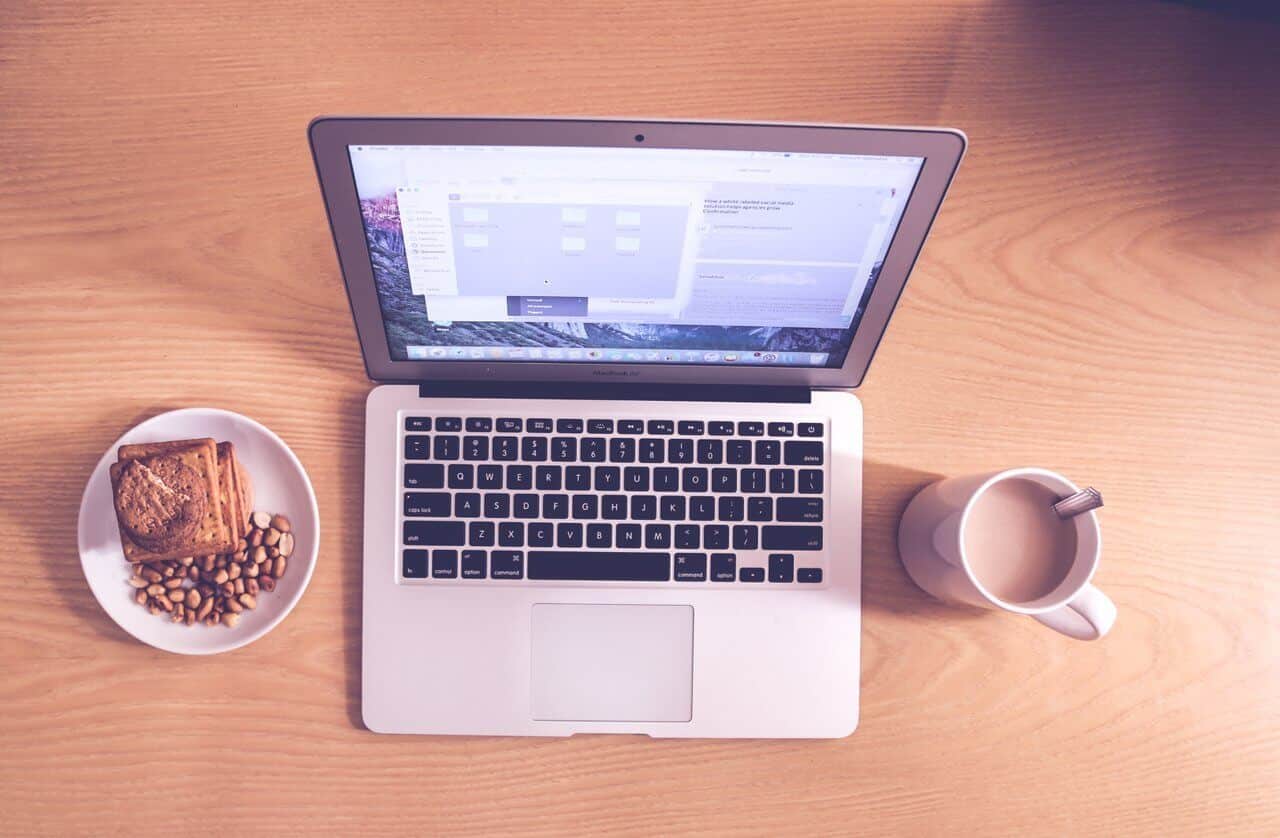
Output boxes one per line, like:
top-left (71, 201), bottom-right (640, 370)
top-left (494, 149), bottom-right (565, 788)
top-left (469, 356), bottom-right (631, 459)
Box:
top-left (78, 408), bottom-right (319, 654)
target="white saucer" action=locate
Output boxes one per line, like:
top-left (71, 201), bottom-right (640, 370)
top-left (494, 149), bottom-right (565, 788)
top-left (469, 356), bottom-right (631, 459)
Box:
top-left (78, 408), bottom-right (319, 654)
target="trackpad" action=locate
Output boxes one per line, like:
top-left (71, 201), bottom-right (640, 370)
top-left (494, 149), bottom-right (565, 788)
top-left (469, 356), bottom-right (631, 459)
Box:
top-left (531, 604), bottom-right (693, 722)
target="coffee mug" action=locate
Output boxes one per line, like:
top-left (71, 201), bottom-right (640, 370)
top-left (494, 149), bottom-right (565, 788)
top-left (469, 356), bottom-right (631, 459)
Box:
top-left (898, 467), bottom-right (1116, 640)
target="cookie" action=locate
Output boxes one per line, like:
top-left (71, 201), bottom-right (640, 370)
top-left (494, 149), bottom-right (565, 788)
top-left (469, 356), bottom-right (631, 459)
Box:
top-left (111, 455), bottom-right (207, 551)
top-left (216, 442), bottom-right (247, 539)
top-left (116, 438), bottom-right (234, 561)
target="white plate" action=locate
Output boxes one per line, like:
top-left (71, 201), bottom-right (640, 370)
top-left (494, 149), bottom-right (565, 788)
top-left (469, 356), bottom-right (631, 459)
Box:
top-left (78, 408), bottom-right (319, 654)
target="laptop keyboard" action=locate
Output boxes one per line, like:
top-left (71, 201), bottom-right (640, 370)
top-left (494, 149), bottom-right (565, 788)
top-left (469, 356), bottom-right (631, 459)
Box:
top-left (398, 413), bottom-right (829, 586)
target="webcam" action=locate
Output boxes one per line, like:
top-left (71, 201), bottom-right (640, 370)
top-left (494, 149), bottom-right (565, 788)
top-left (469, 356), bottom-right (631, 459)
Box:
top-left (634, 133), bottom-right (645, 142)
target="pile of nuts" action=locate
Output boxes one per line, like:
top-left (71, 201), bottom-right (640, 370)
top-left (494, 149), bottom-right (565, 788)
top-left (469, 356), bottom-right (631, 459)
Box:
top-left (127, 511), bottom-right (294, 628)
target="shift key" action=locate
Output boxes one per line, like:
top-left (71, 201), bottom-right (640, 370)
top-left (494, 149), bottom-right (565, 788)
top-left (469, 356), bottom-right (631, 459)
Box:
top-left (404, 520), bottom-right (466, 546)
top-left (761, 525), bottom-right (823, 550)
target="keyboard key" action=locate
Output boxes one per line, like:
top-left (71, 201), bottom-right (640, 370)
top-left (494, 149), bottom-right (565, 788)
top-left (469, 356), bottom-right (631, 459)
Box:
top-left (616, 524), bottom-right (642, 548)
top-left (630, 495), bottom-right (657, 520)
top-left (572, 495), bottom-right (598, 519)
top-left (711, 468), bottom-right (737, 493)
top-left (718, 497), bottom-right (744, 521)
top-left (675, 524), bottom-right (699, 548)
top-left (496, 418), bottom-right (522, 432)
top-left (755, 440), bottom-right (780, 465)
top-left (405, 416), bottom-right (430, 432)
top-left (528, 551), bottom-right (671, 582)
top-left (447, 464), bottom-right (474, 489)
top-left (732, 525), bottom-right (759, 550)
top-left (581, 437), bottom-right (607, 462)
top-left (513, 493), bottom-right (539, 518)
top-left (748, 497), bottom-right (774, 521)
top-left (587, 523), bottom-right (612, 548)
top-left (402, 549), bottom-right (428, 578)
top-left (690, 495), bottom-right (715, 520)
top-left (556, 418), bottom-right (584, 434)
top-left (674, 552), bottom-right (707, 581)
top-left (769, 468), bottom-right (795, 494)
top-left (661, 496), bottom-right (686, 520)
top-left (477, 464), bottom-right (503, 489)
top-left (678, 421), bottom-right (705, 436)
top-left (595, 466), bottom-right (621, 491)
top-left (778, 498), bottom-right (823, 522)
top-left (432, 550), bottom-right (458, 579)
top-left (741, 469), bottom-right (766, 493)
top-left (522, 437), bottom-right (547, 461)
top-left (469, 521), bottom-right (495, 546)
top-left (566, 465), bottom-right (591, 491)
top-left (404, 521), bottom-right (464, 546)
top-left (668, 438), bottom-right (693, 463)
top-left (493, 436), bottom-right (518, 461)
top-left (682, 468), bottom-right (708, 492)
top-left (404, 492), bottom-right (450, 517)
top-left (404, 435), bottom-right (431, 460)
top-left (761, 526), bottom-right (823, 550)
top-left (647, 420), bottom-right (674, 435)
top-left (506, 465), bottom-right (532, 490)
top-left (624, 467), bottom-right (650, 492)
top-left (601, 494), bottom-right (627, 519)
top-left (499, 522), bottom-right (525, 547)
top-left (727, 440), bottom-right (752, 464)
top-left (552, 437), bottom-right (577, 461)
top-left (739, 567), bottom-right (765, 582)
top-left (536, 465), bottom-right (562, 490)
top-left (404, 463), bottom-right (444, 489)
top-left (454, 493), bottom-right (480, 517)
top-left (696, 439), bottom-right (723, 464)
top-left (527, 418), bottom-right (553, 433)
top-left (768, 422), bottom-right (794, 437)
top-left (435, 417), bottom-right (462, 432)
top-left (609, 438), bottom-right (636, 462)
top-left (784, 441), bottom-right (824, 466)
top-left (461, 550), bottom-right (487, 579)
top-left (797, 568), bottom-right (823, 583)
top-left (543, 494), bottom-right (569, 519)
top-left (618, 420), bottom-right (644, 434)
top-left (708, 421), bottom-right (735, 436)
top-left (587, 419), bottom-right (614, 434)
top-left (738, 421), bottom-right (764, 436)
top-left (768, 553), bottom-right (794, 583)
top-left (491, 551), bottom-right (524, 579)
top-left (799, 469), bottom-right (824, 494)
top-left (484, 493), bottom-right (510, 518)
top-left (433, 435), bottom-right (459, 461)
top-left (558, 522), bottom-right (584, 547)
top-left (465, 417), bottom-right (492, 432)
top-left (798, 422), bottom-right (823, 437)
top-left (645, 524), bottom-right (671, 548)
top-left (710, 553), bottom-right (736, 581)
top-left (653, 467), bottom-right (678, 492)
top-left (703, 524), bottom-right (729, 549)
top-left (528, 523), bottom-right (553, 548)
top-left (639, 439), bottom-right (663, 463)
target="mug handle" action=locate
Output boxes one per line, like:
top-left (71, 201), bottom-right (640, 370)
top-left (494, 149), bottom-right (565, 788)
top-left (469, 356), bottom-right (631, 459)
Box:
top-left (1031, 584), bottom-right (1116, 640)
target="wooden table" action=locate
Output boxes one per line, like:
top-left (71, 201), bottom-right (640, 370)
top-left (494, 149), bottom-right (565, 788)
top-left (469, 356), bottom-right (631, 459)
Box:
top-left (2, 1), bottom-right (1277, 834)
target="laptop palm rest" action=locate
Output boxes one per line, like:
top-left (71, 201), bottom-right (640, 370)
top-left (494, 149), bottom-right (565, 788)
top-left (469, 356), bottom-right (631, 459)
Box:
top-left (531, 604), bottom-right (694, 723)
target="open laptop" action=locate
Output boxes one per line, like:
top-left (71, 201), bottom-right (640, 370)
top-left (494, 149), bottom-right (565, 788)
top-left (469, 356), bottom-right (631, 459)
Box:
top-left (309, 117), bottom-right (964, 737)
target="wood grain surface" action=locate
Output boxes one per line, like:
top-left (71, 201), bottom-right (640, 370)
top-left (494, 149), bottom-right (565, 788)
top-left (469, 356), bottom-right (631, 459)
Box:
top-left (2, 1), bottom-right (1277, 834)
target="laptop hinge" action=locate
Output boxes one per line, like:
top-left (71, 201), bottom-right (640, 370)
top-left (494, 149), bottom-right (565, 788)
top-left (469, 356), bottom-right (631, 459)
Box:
top-left (416, 380), bottom-right (811, 404)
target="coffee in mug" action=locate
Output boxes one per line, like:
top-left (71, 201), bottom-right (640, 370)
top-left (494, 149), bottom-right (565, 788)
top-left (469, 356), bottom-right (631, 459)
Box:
top-left (962, 477), bottom-right (1077, 604)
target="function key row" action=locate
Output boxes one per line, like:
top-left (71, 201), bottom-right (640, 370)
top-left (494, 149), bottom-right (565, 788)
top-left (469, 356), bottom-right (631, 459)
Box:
top-left (406, 416), bottom-right (824, 437)
top-left (403, 548), bottom-right (823, 583)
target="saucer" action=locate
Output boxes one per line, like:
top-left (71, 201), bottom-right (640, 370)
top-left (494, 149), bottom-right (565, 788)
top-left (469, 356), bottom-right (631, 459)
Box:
top-left (77, 408), bottom-right (319, 654)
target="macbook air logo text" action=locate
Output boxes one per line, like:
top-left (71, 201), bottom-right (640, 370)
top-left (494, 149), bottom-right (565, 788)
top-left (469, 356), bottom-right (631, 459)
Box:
top-left (592, 369), bottom-right (640, 377)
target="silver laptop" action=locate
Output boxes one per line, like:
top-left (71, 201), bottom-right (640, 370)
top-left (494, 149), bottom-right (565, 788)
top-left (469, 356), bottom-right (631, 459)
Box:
top-left (310, 117), bottom-right (964, 737)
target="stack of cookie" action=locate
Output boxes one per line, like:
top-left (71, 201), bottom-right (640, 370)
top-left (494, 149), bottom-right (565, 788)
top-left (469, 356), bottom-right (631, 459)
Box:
top-left (111, 438), bottom-right (253, 561)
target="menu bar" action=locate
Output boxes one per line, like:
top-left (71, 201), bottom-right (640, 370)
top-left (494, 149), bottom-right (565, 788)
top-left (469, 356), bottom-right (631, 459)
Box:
top-left (405, 345), bottom-right (830, 366)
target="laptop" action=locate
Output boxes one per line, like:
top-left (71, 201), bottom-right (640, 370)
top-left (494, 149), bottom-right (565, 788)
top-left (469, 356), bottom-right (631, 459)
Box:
top-left (309, 117), bottom-right (965, 737)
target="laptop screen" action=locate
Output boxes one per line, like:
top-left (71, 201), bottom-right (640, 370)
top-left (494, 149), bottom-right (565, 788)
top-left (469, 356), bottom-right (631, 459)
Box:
top-left (348, 144), bottom-right (924, 368)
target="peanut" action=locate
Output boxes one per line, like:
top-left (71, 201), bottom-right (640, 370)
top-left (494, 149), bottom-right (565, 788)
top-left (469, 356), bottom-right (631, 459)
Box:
top-left (227, 562), bottom-right (241, 581)
top-left (146, 584), bottom-right (165, 597)
top-left (246, 578), bottom-right (259, 596)
top-left (263, 528), bottom-right (280, 547)
top-left (261, 559), bottom-right (274, 577)
top-left (143, 568), bottom-right (163, 583)
top-left (185, 608), bottom-right (195, 626)
top-left (251, 511), bottom-right (272, 530)
top-left (222, 612), bottom-right (240, 628)
top-left (278, 532), bottom-right (294, 558)
top-left (249, 529), bottom-right (264, 547)
top-left (251, 545), bottom-right (267, 563)
top-left (167, 589), bottom-right (185, 602)
top-left (213, 569), bottom-right (229, 585)
top-left (196, 598), bottom-right (214, 621)
top-left (163, 565), bottom-right (175, 578)
top-left (186, 589), bottom-right (201, 609)
top-left (234, 578), bottom-right (245, 595)
top-left (204, 614), bottom-right (219, 627)
top-left (224, 597), bottom-right (243, 614)
top-left (220, 581), bottom-right (235, 597)
top-left (237, 593), bottom-right (256, 610)
top-left (215, 555), bottom-right (228, 570)
top-left (179, 556), bottom-right (194, 567)
top-left (164, 577), bottom-right (184, 590)
top-left (260, 576), bottom-right (276, 593)
top-left (236, 537), bottom-right (248, 552)
top-left (135, 590), bottom-right (148, 605)
top-left (266, 546), bottom-right (279, 559)
top-left (245, 561), bottom-right (259, 578)
top-left (200, 555), bottom-right (216, 572)
top-left (273, 556), bottom-right (287, 578)
top-left (128, 576), bottom-right (148, 588)
top-left (156, 596), bottom-right (173, 613)
top-left (148, 604), bottom-right (161, 616)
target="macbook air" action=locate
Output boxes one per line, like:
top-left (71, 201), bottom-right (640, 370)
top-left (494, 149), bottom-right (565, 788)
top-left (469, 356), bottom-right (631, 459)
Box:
top-left (309, 117), bottom-right (965, 737)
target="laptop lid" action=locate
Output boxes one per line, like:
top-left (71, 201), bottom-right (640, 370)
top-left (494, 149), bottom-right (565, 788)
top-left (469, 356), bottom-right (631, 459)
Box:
top-left (310, 117), bottom-right (964, 389)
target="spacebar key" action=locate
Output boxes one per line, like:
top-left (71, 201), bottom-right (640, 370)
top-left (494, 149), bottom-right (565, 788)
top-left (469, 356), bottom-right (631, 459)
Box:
top-left (528, 551), bottom-right (671, 581)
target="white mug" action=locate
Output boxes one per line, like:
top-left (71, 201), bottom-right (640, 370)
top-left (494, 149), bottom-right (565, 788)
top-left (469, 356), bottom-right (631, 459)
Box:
top-left (898, 467), bottom-right (1116, 640)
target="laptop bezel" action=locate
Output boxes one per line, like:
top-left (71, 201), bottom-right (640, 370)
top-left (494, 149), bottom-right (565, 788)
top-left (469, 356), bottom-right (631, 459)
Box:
top-left (309, 116), bottom-right (965, 389)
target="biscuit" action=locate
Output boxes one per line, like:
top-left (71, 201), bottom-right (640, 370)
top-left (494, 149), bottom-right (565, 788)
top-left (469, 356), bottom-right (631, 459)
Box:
top-left (116, 438), bottom-right (234, 561)
top-left (216, 442), bottom-right (247, 539)
top-left (110, 456), bottom-right (207, 551)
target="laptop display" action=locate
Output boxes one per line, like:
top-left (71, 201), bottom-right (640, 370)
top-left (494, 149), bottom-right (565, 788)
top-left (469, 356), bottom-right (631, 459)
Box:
top-left (347, 144), bottom-right (923, 369)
